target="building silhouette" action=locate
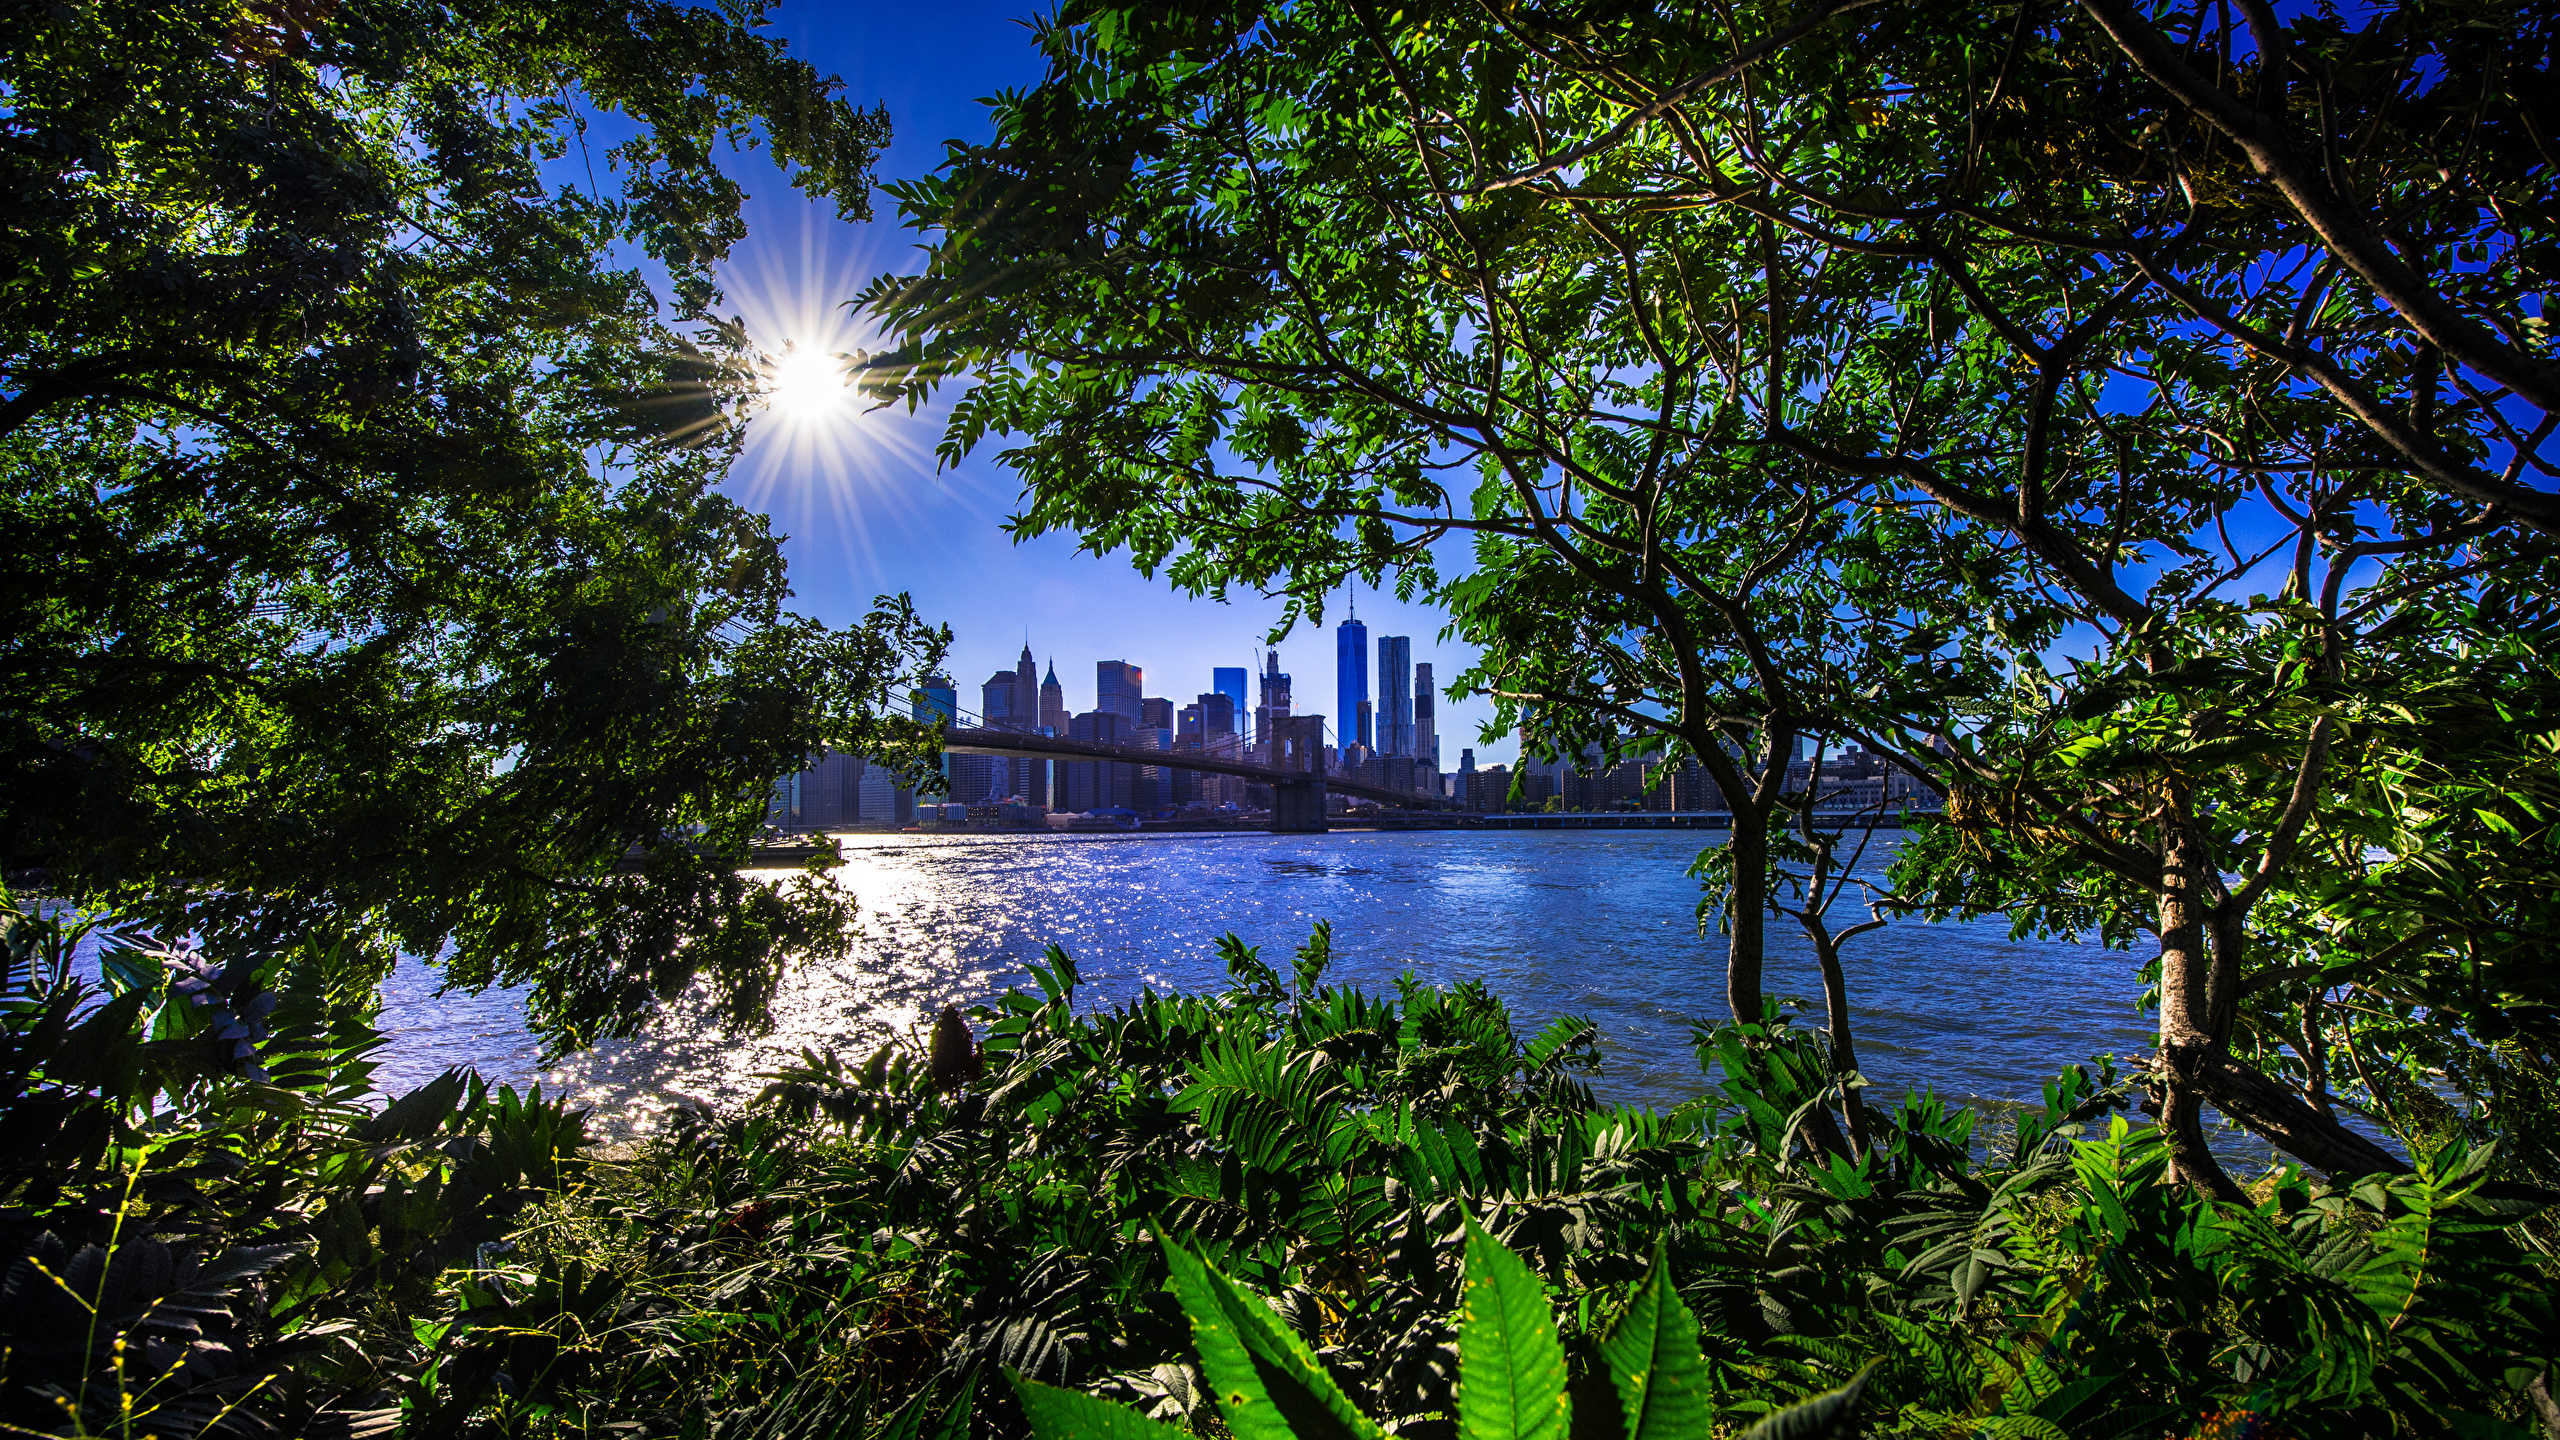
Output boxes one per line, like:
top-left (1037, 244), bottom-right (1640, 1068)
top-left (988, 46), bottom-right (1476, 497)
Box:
top-left (767, 751), bottom-right (914, 828)
top-left (1039, 659), bottom-right (1069, 731)
top-left (914, 674), bottom-right (957, 794)
top-left (1212, 666), bottom-right (1248, 734)
top-left (1177, 691), bottom-right (1242, 806)
top-left (1414, 661), bottom-right (1437, 767)
top-left (1253, 649), bottom-right (1291, 760)
top-left (1336, 604), bottom-right (1370, 750)
top-left (977, 647), bottom-right (1046, 804)
top-left (1062, 709), bottom-right (1134, 811)
top-left (1376, 637), bottom-right (1412, 757)
top-left (1097, 659), bottom-right (1144, 724)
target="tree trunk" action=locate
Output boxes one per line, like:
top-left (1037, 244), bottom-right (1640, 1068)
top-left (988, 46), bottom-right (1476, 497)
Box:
top-left (2156, 810), bottom-right (2242, 1200)
top-left (1726, 816), bottom-right (1767, 1024)
top-left (1811, 932), bottom-right (1870, 1155)
top-left (2200, 859), bottom-right (2409, 1174)
top-left (2190, 1051), bottom-right (2409, 1176)
top-left (2298, 994), bottom-right (2334, 1119)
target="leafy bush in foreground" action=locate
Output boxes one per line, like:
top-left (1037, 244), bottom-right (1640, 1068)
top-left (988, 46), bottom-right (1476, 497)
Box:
top-left (6, 897), bottom-right (2554, 1438)
top-left (516, 924), bottom-right (2554, 1439)
top-left (0, 891), bottom-right (588, 1438)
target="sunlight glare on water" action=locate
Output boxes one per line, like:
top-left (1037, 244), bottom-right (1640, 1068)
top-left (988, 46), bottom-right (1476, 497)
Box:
top-left (375, 830), bottom-right (2159, 1138)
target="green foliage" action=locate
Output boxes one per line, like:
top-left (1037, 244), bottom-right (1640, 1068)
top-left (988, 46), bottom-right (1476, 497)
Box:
top-left (1, 0), bottom-right (947, 1051)
top-left (852, 0), bottom-right (2560, 1193)
top-left (404, 921), bottom-right (2550, 1440)
top-left (1591, 1240), bottom-right (1713, 1440)
top-left (0, 889), bottom-right (592, 1438)
top-left (11, 893), bottom-right (2548, 1437)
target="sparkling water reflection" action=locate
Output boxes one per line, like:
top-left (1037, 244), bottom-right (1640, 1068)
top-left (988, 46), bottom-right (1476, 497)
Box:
top-left (376, 830), bottom-right (2159, 1137)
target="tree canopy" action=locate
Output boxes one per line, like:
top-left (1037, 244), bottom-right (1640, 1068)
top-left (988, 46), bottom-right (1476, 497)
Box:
top-left (857, 0), bottom-right (2558, 1192)
top-left (2, 0), bottom-right (946, 1049)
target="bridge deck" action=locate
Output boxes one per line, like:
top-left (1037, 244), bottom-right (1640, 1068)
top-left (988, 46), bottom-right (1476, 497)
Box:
top-left (941, 726), bottom-right (1454, 811)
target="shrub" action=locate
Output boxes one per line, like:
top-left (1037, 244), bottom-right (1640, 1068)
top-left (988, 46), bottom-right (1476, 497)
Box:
top-left (0, 891), bottom-right (588, 1438)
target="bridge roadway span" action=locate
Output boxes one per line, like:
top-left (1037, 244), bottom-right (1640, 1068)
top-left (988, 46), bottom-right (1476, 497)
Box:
top-left (940, 726), bottom-right (1451, 830)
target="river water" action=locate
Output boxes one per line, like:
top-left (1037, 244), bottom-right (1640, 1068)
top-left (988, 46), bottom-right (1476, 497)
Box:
top-left (376, 829), bottom-right (2161, 1136)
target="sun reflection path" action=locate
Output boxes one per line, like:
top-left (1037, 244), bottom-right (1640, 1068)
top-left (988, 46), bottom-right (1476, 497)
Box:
top-left (543, 845), bottom-right (1020, 1136)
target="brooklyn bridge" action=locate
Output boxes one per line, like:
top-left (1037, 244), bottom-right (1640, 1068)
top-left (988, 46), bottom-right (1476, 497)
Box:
top-left (938, 724), bottom-right (1455, 833)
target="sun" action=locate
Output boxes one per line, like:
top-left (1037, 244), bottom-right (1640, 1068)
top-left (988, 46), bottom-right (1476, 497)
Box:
top-left (765, 345), bottom-right (848, 418)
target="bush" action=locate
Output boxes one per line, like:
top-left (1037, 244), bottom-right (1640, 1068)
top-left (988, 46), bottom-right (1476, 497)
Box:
top-left (0, 891), bottom-right (589, 1439)
top-left (518, 923), bottom-right (2558, 1438)
top-left (8, 902), bottom-right (2552, 1438)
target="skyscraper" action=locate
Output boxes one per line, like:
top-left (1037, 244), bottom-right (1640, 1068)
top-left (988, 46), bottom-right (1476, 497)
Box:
top-left (1414, 661), bottom-right (1437, 766)
top-left (1377, 636), bottom-right (1412, 756)
top-left (1064, 709), bottom-right (1133, 811)
top-left (1213, 666), bottom-right (1244, 727)
top-left (980, 664), bottom-right (1044, 803)
top-left (1212, 666), bottom-right (1248, 734)
top-left (1336, 604), bottom-right (1370, 749)
top-left (913, 674), bottom-right (957, 726)
top-left (1254, 649), bottom-right (1291, 757)
top-left (1039, 659), bottom-right (1068, 734)
top-left (1178, 692), bottom-right (1240, 808)
top-left (1097, 659), bottom-right (1144, 724)
top-left (1182, 692), bottom-right (1237, 738)
top-left (914, 673), bottom-right (957, 794)
top-left (962, 667), bottom-right (1021, 800)
top-left (981, 669), bottom-right (1022, 724)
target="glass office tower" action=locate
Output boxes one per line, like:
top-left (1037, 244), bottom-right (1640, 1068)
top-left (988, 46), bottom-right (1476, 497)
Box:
top-left (1212, 666), bottom-right (1249, 733)
top-left (1377, 637), bottom-right (1412, 756)
top-left (1336, 609), bottom-right (1370, 749)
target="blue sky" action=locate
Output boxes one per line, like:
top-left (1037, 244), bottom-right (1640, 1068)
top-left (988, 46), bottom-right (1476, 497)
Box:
top-left (706, 1), bottom-right (1513, 764)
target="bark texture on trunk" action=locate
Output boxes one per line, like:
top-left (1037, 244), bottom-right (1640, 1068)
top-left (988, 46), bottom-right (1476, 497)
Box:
top-left (1726, 820), bottom-right (1767, 1024)
top-left (2192, 1052), bottom-right (2410, 1177)
top-left (2155, 810), bottom-right (2240, 1198)
top-left (1811, 935), bottom-right (1870, 1155)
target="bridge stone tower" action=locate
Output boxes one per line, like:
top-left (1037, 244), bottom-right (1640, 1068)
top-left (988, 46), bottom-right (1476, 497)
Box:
top-left (1267, 714), bottom-right (1329, 833)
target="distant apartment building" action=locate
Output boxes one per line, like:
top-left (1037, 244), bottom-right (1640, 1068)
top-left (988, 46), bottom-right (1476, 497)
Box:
top-left (1457, 763), bottom-right (1514, 813)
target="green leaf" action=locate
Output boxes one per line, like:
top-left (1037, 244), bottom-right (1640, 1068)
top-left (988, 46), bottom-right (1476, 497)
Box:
top-left (1733, 1363), bottom-right (1876, 1440)
top-left (1595, 1240), bottom-right (1712, 1440)
top-left (924, 1370), bottom-right (978, 1440)
top-left (1457, 1221), bottom-right (1570, 1440)
top-left (876, 1377), bottom-right (940, 1440)
top-left (2438, 1414), bottom-right (2541, 1440)
top-left (1009, 1372), bottom-right (1189, 1440)
top-left (1160, 1240), bottom-right (1380, 1440)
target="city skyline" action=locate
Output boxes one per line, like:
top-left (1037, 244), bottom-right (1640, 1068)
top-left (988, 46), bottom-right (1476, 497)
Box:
top-left (923, 631), bottom-right (1465, 761)
top-left (674, 0), bottom-right (1514, 771)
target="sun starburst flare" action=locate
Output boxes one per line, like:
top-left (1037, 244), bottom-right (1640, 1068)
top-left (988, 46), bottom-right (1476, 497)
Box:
top-left (764, 343), bottom-right (852, 419)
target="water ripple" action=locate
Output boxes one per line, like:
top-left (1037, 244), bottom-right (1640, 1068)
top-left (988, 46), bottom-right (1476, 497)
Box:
top-left (374, 831), bottom-right (2160, 1137)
